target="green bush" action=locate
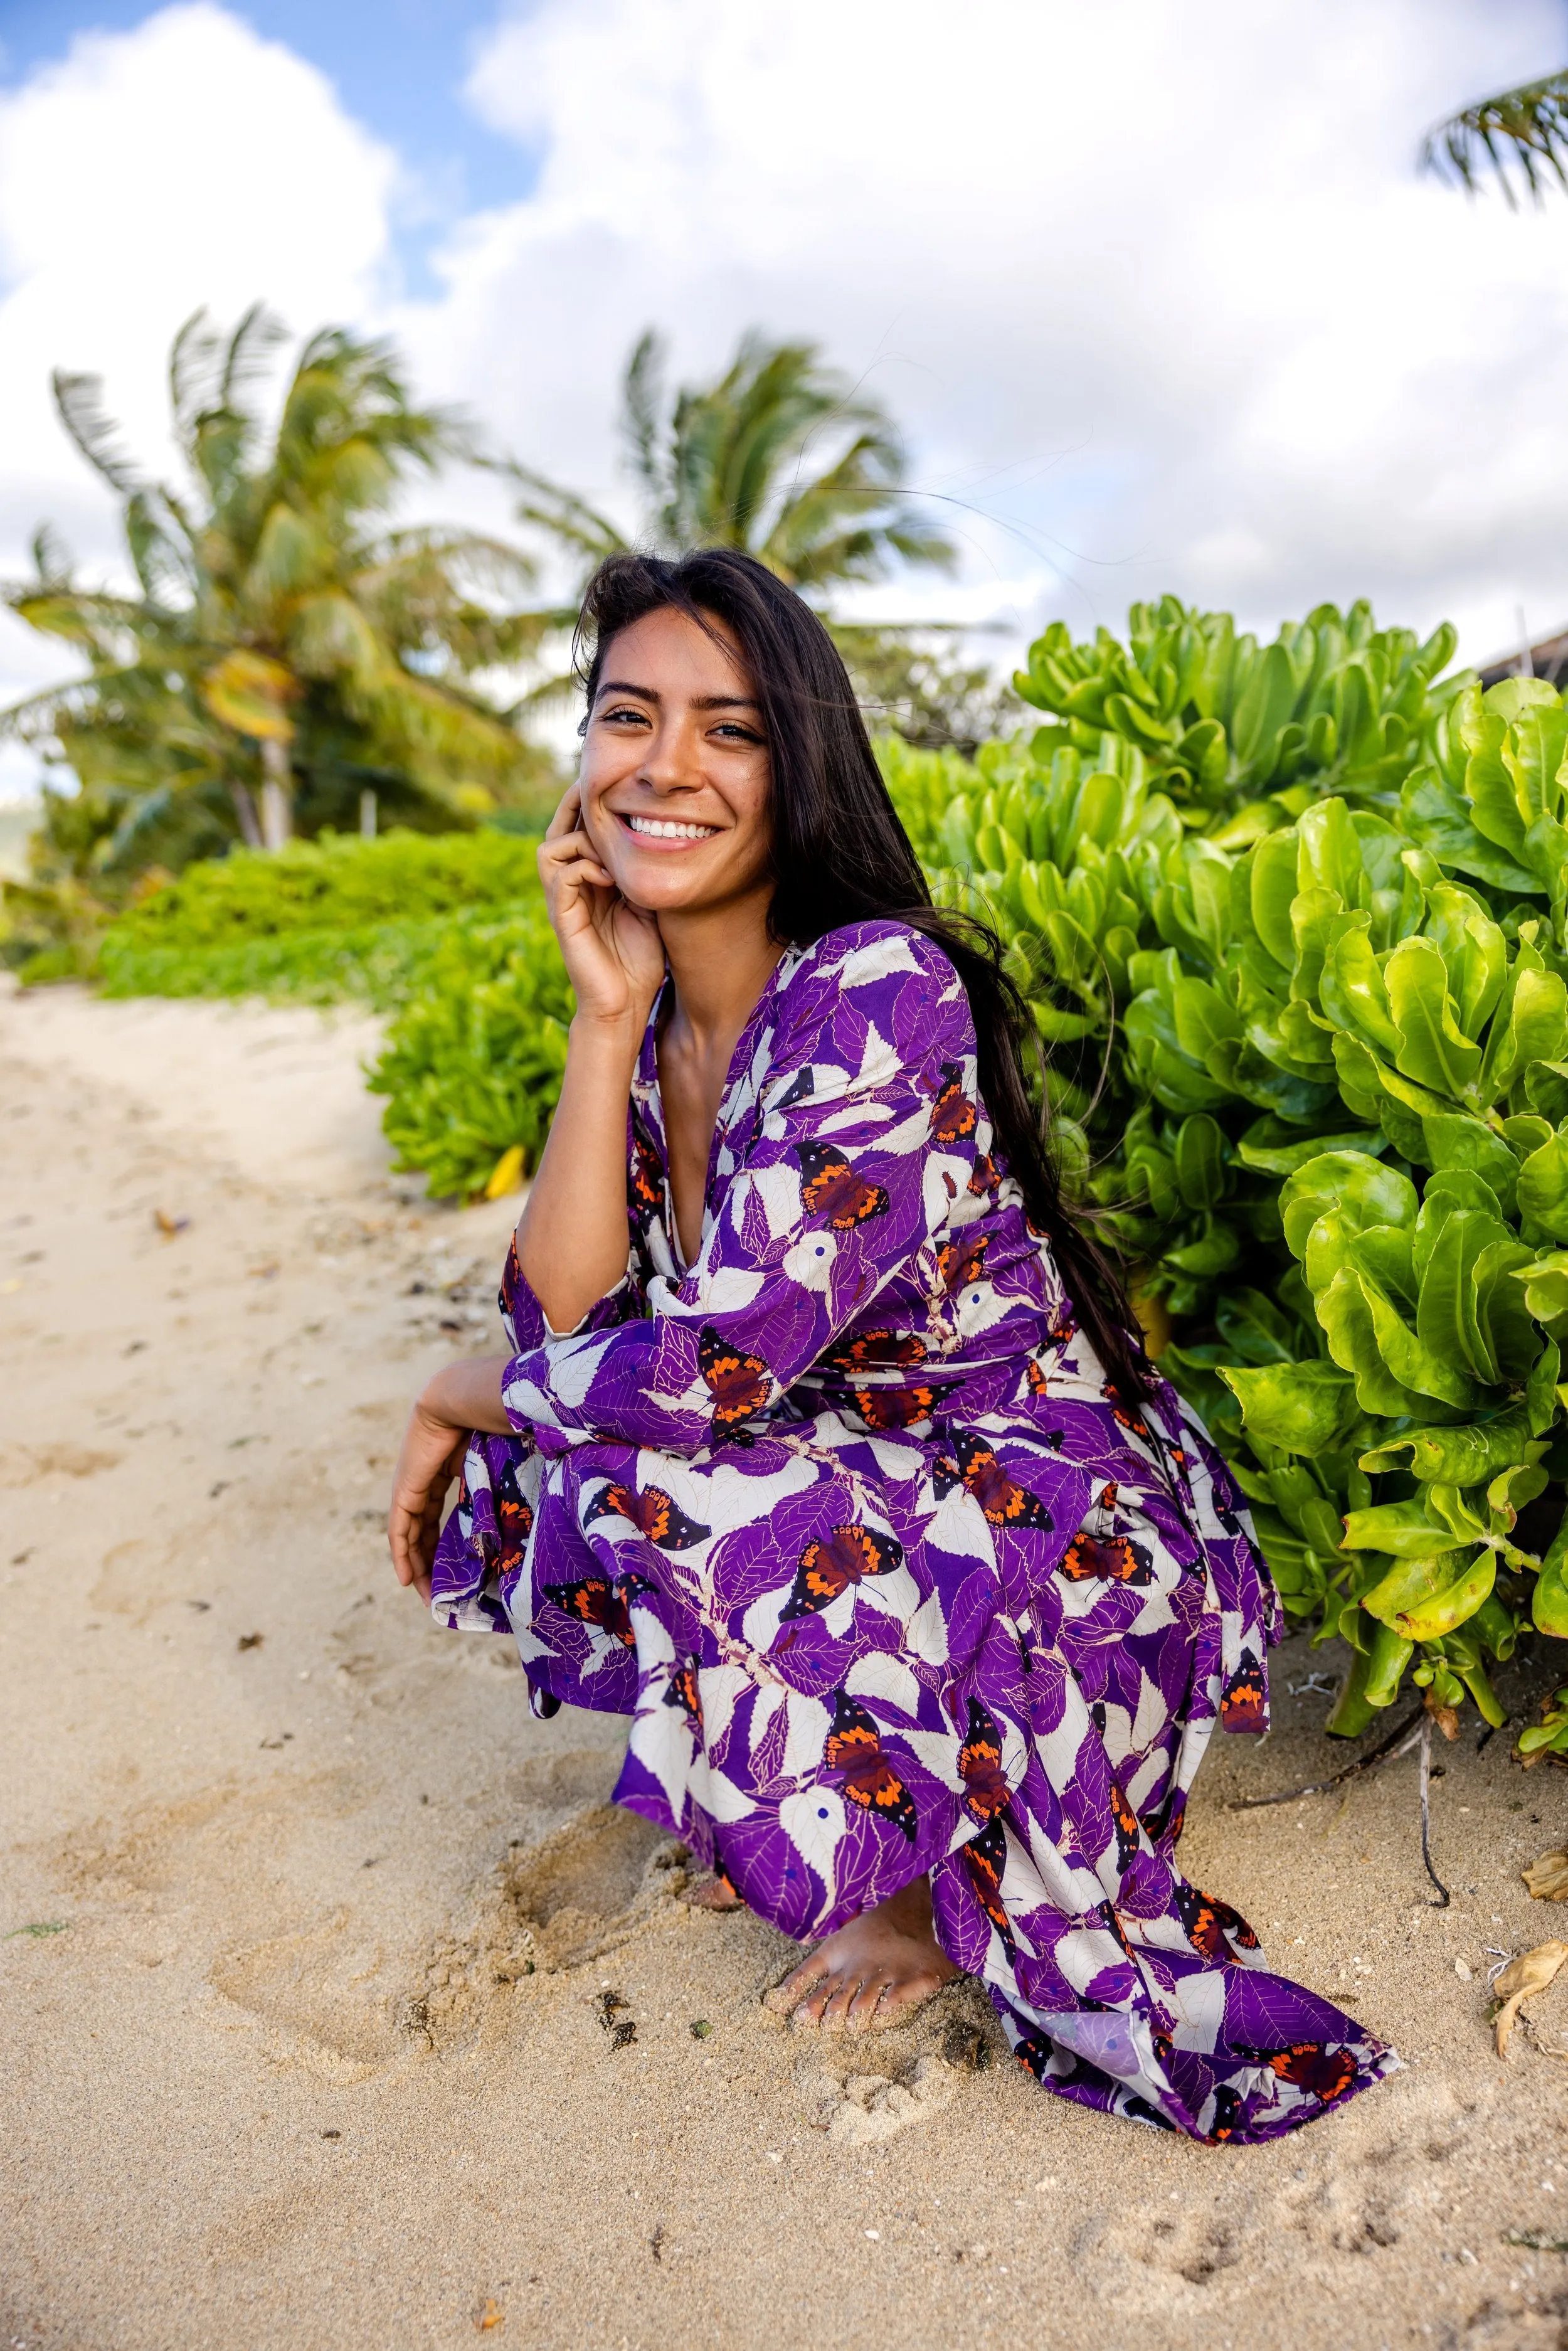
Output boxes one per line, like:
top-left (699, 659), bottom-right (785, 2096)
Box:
top-left (366, 901), bottom-right (572, 1202)
top-left (102, 828), bottom-right (542, 957)
top-left (93, 827), bottom-right (546, 1009)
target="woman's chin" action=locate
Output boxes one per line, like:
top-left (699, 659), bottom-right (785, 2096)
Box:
top-left (615, 862), bottom-right (734, 917)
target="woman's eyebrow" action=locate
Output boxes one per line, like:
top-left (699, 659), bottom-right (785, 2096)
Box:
top-left (596, 681), bottom-right (760, 713)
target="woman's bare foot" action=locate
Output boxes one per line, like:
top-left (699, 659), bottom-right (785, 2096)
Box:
top-left (681, 1868), bottom-right (746, 1911)
top-left (765, 1874), bottom-right (958, 2032)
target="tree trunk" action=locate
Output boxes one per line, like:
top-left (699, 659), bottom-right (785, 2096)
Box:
top-left (259, 736), bottom-right (293, 851)
top-left (359, 788), bottom-right (378, 839)
top-left (228, 781), bottom-right (263, 850)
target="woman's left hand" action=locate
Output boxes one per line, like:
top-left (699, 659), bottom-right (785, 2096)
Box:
top-left (388, 1355), bottom-right (512, 1601)
top-left (387, 1397), bottom-right (467, 1602)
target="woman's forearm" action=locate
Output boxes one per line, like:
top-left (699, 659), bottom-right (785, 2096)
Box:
top-left (421, 1353), bottom-right (512, 1435)
top-left (516, 1012), bottom-right (642, 1330)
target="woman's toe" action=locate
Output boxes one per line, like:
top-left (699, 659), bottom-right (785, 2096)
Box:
top-left (768, 1954), bottom-right (824, 2013)
top-left (817, 1979), bottom-right (859, 2032)
top-left (845, 1978), bottom-right (887, 2032)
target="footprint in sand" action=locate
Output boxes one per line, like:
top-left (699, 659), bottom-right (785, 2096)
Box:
top-left (403, 1803), bottom-right (687, 2049)
top-left (797, 2052), bottom-right (958, 2145)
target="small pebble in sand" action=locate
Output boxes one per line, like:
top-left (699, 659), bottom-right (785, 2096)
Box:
top-left (1454, 1959), bottom-right (1472, 1980)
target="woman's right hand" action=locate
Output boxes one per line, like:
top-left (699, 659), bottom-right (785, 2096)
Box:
top-left (538, 783), bottom-right (665, 1033)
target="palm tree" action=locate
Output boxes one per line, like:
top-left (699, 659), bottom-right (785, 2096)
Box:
top-left (1422, 68), bottom-right (1568, 206)
top-left (3, 305), bottom-right (553, 876)
top-left (506, 327), bottom-right (982, 740)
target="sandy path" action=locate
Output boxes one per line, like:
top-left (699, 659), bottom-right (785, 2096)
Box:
top-left (4, 981), bottom-right (1568, 2350)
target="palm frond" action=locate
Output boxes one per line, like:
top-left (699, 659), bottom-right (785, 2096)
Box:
top-left (169, 308), bottom-right (226, 448)
top-left (498, 460), bottom-right (630, 569)
top-left (622, 330), bottom-right (667, 497)
top-left (222, 300), bottom-right (289, 411)
top-left (1422, 70), bottom-right (1568, 206)
top-left (29, 524), bottom-right (73, 592)
top-left (51, 370), bottom-right (142, 493)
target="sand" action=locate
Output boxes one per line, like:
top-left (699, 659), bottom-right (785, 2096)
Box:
top-left (4, 979), bottom-right (1568, 2351)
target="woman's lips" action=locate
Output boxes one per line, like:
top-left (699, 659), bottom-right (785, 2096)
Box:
top-left (615, 810), bottom-right (721, 848)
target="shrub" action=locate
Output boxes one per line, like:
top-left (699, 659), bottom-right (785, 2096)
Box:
top-left (92, 827), bottom-right (546, 1009)
top-left (101, 828), bottom-right (542, 957)
top-left (365, 901), bottom-right (572, 1202)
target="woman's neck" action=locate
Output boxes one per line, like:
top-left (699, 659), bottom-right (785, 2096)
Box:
top-left (657, 888), bottom-right (783, 1057)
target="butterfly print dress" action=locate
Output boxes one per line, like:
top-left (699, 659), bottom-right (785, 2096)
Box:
top-left (432, 920), bottom-right (1396, 2143)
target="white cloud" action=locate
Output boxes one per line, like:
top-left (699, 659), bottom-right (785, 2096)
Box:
top-left (410, 0), bottom-right (1568, 664)
top-left (3, 0), bottom-right (1568, 810)
top-left (0, 3), bottom-right (396, 781)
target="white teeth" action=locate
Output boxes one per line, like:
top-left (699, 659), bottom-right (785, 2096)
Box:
top-left (625, 814), bottom-right (718, 840)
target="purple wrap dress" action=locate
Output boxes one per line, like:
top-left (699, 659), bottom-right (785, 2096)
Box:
top-left (431, 919), bottom-right (1396, 2141)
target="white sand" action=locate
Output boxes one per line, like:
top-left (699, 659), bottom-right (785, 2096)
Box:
top-left (4, 979), bottom-right (1568, 2350)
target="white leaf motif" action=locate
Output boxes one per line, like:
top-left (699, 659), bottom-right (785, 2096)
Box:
top-left (780, 1785), bottom-right (846, 1894)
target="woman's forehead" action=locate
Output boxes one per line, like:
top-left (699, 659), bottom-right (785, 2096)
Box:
top-left (597, 605), bottom-right (754, 698)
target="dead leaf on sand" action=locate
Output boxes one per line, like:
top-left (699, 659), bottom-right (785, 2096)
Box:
top-left (472, 2299), bottom-right (504, 2332)
top-left (1493, 1941), bottom-right (1568, 2056)
top-left (1523, 1850), bottom-right (1568, 1903)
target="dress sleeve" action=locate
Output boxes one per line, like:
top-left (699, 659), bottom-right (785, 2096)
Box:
top-left (499, 928), bottom-right (978, 1458)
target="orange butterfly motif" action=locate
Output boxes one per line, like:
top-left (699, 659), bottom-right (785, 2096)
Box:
top-left (698, 1325), bottom-right (771, 1429)
top-left (780, 1523), bottom-right (904, 1620)
top-left (824, 1690), bottom-right (919, 1842)
top-left (583, 1480), bottom-right (711, 1552)
top-left (797, 1140), bottom-right (888, 1230)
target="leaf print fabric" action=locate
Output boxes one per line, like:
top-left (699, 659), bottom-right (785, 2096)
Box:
top-left (431, 920), bottom-right (1397, 2143)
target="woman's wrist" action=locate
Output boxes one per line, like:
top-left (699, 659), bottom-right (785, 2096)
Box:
top-left (568, 1005), bottom-right (647, 1064)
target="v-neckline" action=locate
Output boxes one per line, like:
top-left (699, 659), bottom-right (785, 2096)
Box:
top-left (645, 947), bottom-right (798, 1275)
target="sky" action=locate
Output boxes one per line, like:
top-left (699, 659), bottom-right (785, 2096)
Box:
top-left (0, 0), bottom-right (1565, 799)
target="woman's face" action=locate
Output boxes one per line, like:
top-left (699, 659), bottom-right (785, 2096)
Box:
top-left (576, 605), bottom-right (774, 918)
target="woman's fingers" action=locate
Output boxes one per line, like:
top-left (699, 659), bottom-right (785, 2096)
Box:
top-left (387, 1419), bottom-right (467, 1598)
top-left (543, 781), bottom-right (582, 842)
top-left (539, 828), bottom-right (614, 896)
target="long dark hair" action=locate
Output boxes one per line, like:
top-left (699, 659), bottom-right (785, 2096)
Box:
top-left (575, 547), bottom-right (1151, 1401)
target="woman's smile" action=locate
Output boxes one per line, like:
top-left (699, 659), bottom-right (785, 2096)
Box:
top-left (617, 810), bottom-right (722, 844)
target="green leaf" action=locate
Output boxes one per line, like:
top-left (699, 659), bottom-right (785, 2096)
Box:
top-left (1359, 1267), bottom-right (1478, 1408)
top-left (1533, 1507), bottom-right (1568, 1637)
top-left (1528, 1339), bottom-right (1563, 1438)
top-left (1414, 1207), bottom-right (1513, 1386)
top-left (1421, 1113), bottom-right (1520, 1214)
top-left (1172, 1114), bottom-right (1227, 1211)
top-left (1388, 1547), bottom-right (1495, 1640)
top-left (1249, 831), bottom-right (1298, 969)
top-left (1363, 1620), bottom-right (1415, 1708)
top-left (1361, 1547), bottom-right (1474, 1626)
top-left (1217, 1360), bottom-right (1362, 1455)
top-left (1213, 1287), bottom-right (1305, 1365)
top-left (1358, 1405), bottom-right (1535, 1485)
top-left (1342, 1500), bottom-right (1463, 1557)
top-left (1320, 918), bottom-right (1401, 1059)
top-left (1316, 1268), bottom-right (1444, 1418)
top-left (1524, 1060), bottom-right (1568, 1123)
top-left (1518, 1126), bottom-right (1568, 1244)
top-left (1384, 936), bottom-right (1483, 1097)
top-left (1233, 1116), bottom-right (1384, 1176)
top-left (1279, 1151), bottom-right (1417, 1258)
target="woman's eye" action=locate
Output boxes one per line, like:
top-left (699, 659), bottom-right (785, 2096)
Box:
top-left (601, 705), bottom-right (649, 727)
top-left (713, 722), bottom-right (763, 744)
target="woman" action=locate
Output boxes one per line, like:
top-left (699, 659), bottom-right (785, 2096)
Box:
top-left (388, 548), bottom-right (1394, 2143)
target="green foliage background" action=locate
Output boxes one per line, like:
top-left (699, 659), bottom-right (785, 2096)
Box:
top-left (81, 596), bottom-right (1568, 1753)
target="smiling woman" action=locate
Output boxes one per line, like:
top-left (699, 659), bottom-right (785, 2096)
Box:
top-left (384, 547), bottom-right (1397, 2145)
